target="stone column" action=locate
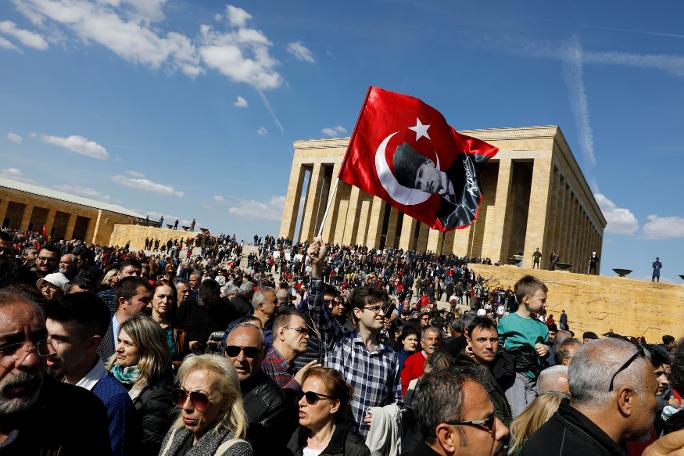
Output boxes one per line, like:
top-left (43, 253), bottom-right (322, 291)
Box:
top-left (84, 215), bottom-right (96, 244)
top-left (384, 207), bottom-right (400, 249)
top-left (426, 228), bottom-right (443, 253)
top-left (481, 158), bottom-right (513, 263)
top-left (342, 186), bottom-right (362, 245)
top-left (364, 197), bottom-right (386, 248)
top-left (355, 194), bottom-right (372, 246)
top-left (560, 189), bottom-right (572, 265)
top-left (543, 168), bottom-right (561, 269)
top-left (416, 223), bottom-right (430, 252)
top-left (333, 183), bottom-right (351, 244)
top-left (45, 208), bottom-right (56, 237)
top-left (299, 163), bottom-right (326, 242)
top-left (321, 162), bottom-right (342, 243)
top-left (19, 204), bottom-right (34, 231)
top-left (279, 162), bottom-right (307, 240)
top-left (398, 216), bottom-right (417, 250)
top-left (451, 227), bottom-right (471, 256)
top-left (523, 157), bottom-right (553, 266)
top-left (65, 213), bottom-right (77, 240)
top-left (0, 199), bottom-right (9, 227)
top-left (90, 210), bottom-right (103, 244)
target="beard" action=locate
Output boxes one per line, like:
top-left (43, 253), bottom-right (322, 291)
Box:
top-left (0, 369), bottom-right (44, 415)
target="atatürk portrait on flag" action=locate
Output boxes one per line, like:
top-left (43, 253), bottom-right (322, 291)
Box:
top-left (392, 141), bottom-right (487, 229)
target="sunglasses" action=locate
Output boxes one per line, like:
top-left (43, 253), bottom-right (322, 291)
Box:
top-left (445, 415), bottom-right (496, 433)
top-left (609, 346), bottom-right (645, 391)
top-left (296, 390), bottom-right (335, 405)
top-left (224, 345), bottom-right (261, 358)
top-left (172, 388), bottom-right (210, 411)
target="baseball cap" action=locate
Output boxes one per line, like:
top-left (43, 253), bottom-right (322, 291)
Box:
top-left (37, 272), bottom-right (69, 293)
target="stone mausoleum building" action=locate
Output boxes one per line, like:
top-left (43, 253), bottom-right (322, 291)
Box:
top-left (280, 125), bottom-right (607, 273)
top-left (0, 176), bottom-right (143, 245)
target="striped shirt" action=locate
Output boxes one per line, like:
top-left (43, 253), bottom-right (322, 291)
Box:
top-left (308, 278), bottom-right (401, 438)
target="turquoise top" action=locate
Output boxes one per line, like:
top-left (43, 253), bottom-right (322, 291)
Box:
top-left (497, 313), bottom-right (549, 378)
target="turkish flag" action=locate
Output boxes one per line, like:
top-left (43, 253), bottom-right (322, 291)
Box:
top-left (338, 87), bottom-right (498, 231)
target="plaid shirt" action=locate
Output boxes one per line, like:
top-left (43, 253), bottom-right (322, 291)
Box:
top-left (261, 346), bottom-right (301, 390)
top-left (308, 278), bottom-right (401, 438)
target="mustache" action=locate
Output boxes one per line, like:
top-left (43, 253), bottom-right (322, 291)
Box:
top-left (1, 370), bottom-right (43, 392)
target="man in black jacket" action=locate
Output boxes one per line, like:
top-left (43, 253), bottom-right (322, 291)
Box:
top-left (523, 338), bottom-right (658, 455)
top-left (407, 365), bottom-right (509, 456)
top-left (455, 316), bottom-right (514, 427)
top-left (0, 288), bottom-right (112, 455)
top-left (224, 322), bottom-right (294, 455)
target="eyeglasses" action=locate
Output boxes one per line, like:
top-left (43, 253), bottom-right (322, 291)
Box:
top-left (296, 390), bottom-right (335, 405)
top-left (445, 415), bottom-right (496, 433)
top-left (172, 388), bottom-right (211, 411)
top-left (37, 256), bottom-right (57, 262)
top-left (609, 347), bottom-right (645, 391)
top-left (286, 327), bottom-right (309, 335)
top-left (224, 345), bottom-right (261, 358)
top-left (363, 305), bottom-right (387, 314)
top-left (0, 340), bottom-right (52, 358)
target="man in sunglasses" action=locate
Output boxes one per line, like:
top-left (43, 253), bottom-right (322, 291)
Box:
top-left (408, 365), bottom-right (509, 456)
top-left (522, 338), bottom-right (658, 455)
top-left (223, 322), bottom-right (293, 454)
top-left (0, 288), bottom-right (111, 455)
top-left (307, 239), bottom-right (402, 439)
top-left (262, 309), bottom-right (319, 389)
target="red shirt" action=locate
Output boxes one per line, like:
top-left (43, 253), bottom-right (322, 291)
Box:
top-left (401, 351), bottom-right (426, 396)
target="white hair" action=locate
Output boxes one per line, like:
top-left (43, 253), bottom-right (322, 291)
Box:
top-left (568, 339), bottom-right (649, 408)
top-left (538, 365), bottom-right (568, 395)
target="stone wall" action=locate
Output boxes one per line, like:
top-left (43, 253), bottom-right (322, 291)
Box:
top-left (469, 264), bottom-right (684, 343)
top-left (109, 224), bottom-right (199, 251)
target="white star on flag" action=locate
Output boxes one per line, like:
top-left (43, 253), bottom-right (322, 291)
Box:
top-left (409, 118), bottom-right (431, 141)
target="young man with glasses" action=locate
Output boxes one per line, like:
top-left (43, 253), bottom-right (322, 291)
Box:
top-left (262, 309), bottom-right (319, 390)
top-left (522, 338), bottom-right (658, 455)
top-left (306, 238), bottom-right (402, 438)
top-left (0, 288), bottom-right (111, 454)
top-left (223, 322), bottom-right (293, 454)
top-left (407, 365), bottom-right (509, 456)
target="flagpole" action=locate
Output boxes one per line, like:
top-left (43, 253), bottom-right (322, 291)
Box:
top-left (316, 178), bottom-right (340, 239)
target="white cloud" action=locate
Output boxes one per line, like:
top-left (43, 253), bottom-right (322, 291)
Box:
top-left (7, 132), bottom-right (22, 144)
top-left (287, 41), bottom-right (314, 63)
top-left (199, 20), bottom-right (282, 90)
top-left (0, 35), bottom-right (19, 51)
top-left (0, 20), bottom-right (48, 50)
top-left (40, 133), bottom-right (109, 159)
top-left (112, 174), bottom-right (184, 197)
top-left (213, 195), bottom-right (225, 203)
top-left (233, 95), bottom-right (248, 108)
top-left (14, 0), bottom-right (202, 77)
top-left (0, 167), bottom-right (35, 183)
top-left (53, 184), bottom-right (115, 202)
top-left (561, 40), bottom-right (596, 168)
top-left (228, 195), bottom-right (285, 221)
top-left (257, 126), bottom-right (268, 136)
top-left (642, 215), bottom-right (684, 239)
top-left (126, 170), bottom-right (145, 177)
top-left (225, 5), bottom-right (251, 28)
top-left (321, 125), bottom-right (348, 137)
top-left (594, 193), bottom-right (638, 235)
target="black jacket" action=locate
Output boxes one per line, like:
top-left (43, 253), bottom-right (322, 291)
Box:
top-left (453, 352), bottom-right (514, 427)
top-left (405, 440), bottom-right (443, 456)
top-left (242, 371), bottom-right (295, 455)
top-left (286, 423), bottom-right (370, 456)
top-left (521, 401), bottom-right (627, 456)
top-left (131, 372), bottom-right (176, 456)
top-left (0, 376), bottom-right (112, 455)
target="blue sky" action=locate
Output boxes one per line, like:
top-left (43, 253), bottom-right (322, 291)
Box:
top-left (1, 0), bottom-right (682, 282)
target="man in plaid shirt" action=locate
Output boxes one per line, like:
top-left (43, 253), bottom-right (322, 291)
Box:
top-left (307, 239), bottom-right (402, 438)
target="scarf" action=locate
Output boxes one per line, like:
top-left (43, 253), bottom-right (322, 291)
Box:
top-left (111, 364), bottom-right (140, 385)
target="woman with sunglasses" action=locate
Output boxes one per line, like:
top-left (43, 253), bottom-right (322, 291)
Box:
top-left (107, 314), bottom-right (175, 455)
top-left (287, 367), bottom-right (370, 456)
top-left (160, 354), bottom-right (252, 456)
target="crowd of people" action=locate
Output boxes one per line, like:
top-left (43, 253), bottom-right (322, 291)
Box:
top-left (0, 225), bottom-right (683, 456)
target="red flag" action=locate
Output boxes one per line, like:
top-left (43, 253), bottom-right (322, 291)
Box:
top-left (42, 225), bottom-right (47, 239)
top-left (339, 87), bottom-right (498, 231)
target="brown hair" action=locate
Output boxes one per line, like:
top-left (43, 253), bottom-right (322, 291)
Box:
top-left (514, 275), bottom-right (548, 305)
top-left (302, 367), bottom-right (353, 417)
